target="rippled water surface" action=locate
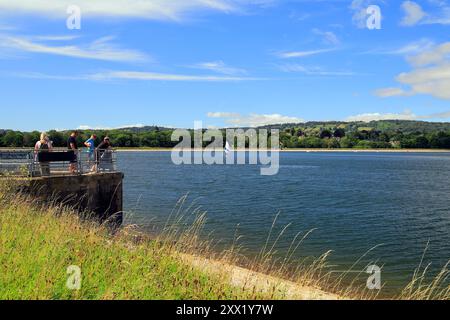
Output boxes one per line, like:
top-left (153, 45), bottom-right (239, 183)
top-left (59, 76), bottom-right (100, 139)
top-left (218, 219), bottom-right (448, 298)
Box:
top-left (119, 151), bottom-right (450, 293)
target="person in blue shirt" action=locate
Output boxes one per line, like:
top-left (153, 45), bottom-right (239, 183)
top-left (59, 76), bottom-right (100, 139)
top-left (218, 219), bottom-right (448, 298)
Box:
top-left (84, 134), bottom-right (97, 171)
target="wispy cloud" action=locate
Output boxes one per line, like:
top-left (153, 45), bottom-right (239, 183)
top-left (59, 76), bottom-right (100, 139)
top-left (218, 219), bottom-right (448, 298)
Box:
top-left (0, 35), bottom-right (149, 62)
top-left (34, 35), bottom-right (80, 41)
top-left (12, 70), bottom-right (263, 82)
top-left (279, 64), bottom-right (357, 76)
top-left (346, 111), bottom-right (415, 122)
top-left (188, 61), bottom-right (247, 75)
top-left (374, 87), bottom-right (412, 97)
top-left (389, 39), bottom-right (435, 55)
top-left (0, 0), bottom-right (276, 21)
top-left (346, 110), bottom-right (417, 122)
top-left (361, 39), bottom-right (435, 57)
top-left (312, 28), bottom-right (340, 46)
top-left (346, 109), bottom-right (450, 122)
top-left (207, 112), bottom-right (303, 127)
top-left (207, 112), bottom-right (241, 118)
top-left (275, 48), bottom-right (336, 59)
top-left (407, 42), bottom-right (450, 66)
top-left (89, 70), bottom-right (262, 82)
top-left (77, 123), bottom-right (146, 130)
top-left (420, 110), bottom-right (450, 120)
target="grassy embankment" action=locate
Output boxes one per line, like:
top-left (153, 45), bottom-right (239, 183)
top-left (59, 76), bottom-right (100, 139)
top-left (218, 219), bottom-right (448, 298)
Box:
top-left (0, 178), bottom-right (448, 300)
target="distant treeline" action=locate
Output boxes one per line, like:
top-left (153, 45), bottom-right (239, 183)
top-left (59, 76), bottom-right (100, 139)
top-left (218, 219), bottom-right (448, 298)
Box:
top-left (2, 120), bottom-right (450, 149)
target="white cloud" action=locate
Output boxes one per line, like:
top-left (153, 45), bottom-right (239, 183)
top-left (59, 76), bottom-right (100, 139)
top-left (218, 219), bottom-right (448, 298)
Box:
top-left (400, 1), bottom-right (426, 26)
top-left (407, 42), bottom-right (450, 66)
top-left (34, 35), bottom-right (80, 41)
top-left (207, 112), bottom-right (241, 118)
top-left (279, 64), bottom-right (356, 76)
top-left (207, 112), bottom-right (303, 127)
top-left (388, 39), bottom-right (435, 55)
top-left (419, 110), bottom-right (450, 119)
top-left (189, 61), bottom-right (247, 75)
top-left (424, 7), bottom-right (450, 24)
top-left (0, 0), bottom-right (275, 21)
top-left (346, 109), bottom-right (450, 122)
top-left (88, 70), bottom-right (261, 82)
top-left (396, 63), bottom-right (450, 99)
top-left (376, 42), bottom-right (450, 100)
top-left (374, 87), bottom-right (411, 97)
top-left (77, 124), bottom-right (145, 130)
top-left (312, 28), bottom-right (340, 46)
top-left (10, 70), bottom-right (263, 82)
top-left (276, 48), bottom-right (336, 59)
top-left (0, 35), bottom-right (148, 62)
top-left (346, 110), bottom-right (417, 122)
top-left (398, 0), bottom-right (450, 26)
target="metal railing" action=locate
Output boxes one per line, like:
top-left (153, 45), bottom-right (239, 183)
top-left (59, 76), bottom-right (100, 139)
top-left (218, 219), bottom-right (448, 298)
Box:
top-left (0, 149), bottom-right (117, 177)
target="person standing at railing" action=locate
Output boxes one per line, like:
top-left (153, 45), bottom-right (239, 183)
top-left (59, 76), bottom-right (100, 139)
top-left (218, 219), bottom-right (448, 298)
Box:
top-left (34, 132), bottom-right (53, 176)
top-left (67, 131), bottom-right (78, 173)
top-left (96, 136), bottom-right (113, 171)
top-left (84, 134), bottom-right (97, 172)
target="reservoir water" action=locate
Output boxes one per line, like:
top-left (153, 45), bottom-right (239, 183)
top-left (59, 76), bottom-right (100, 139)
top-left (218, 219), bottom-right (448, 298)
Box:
top-left (119, 151), bottom-right (450, 294)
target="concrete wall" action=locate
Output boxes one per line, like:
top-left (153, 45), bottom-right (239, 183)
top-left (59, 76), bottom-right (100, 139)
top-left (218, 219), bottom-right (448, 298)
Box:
top-left (25, 172), bottom-right (124, 226)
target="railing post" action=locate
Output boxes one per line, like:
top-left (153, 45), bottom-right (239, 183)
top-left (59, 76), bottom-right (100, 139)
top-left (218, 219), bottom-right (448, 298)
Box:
top-left (29, 151), bottom-right (33, 177)
top-left (77, 150), bottom-right (80, 174)
top-left (95, 148), bottom-right (99, 173)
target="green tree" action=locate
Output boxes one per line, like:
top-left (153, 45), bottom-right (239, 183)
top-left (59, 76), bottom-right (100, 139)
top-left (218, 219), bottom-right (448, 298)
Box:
top-left (47, 130), bottom-right (65, 147)
top-left (320, 129), bottom-right (332, 139)
top-left (333, 128), bottom-right (346, 138)
top-left (23, 131), bottom-right (40, 147)
top-left (3, 131), bottom-right (24, 147)
top-left (339, 136), bottom-right (358, 148)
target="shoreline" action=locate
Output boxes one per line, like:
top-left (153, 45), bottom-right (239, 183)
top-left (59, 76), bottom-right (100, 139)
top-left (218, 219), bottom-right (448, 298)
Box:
top-left (115, 148), bottom-right (450, 153)
top-left (179, 253), bottom-right (344, 300)
top-left (2, 147), bottom-right (450, 153)
top-left (131, 229), bottom-right (344, 300)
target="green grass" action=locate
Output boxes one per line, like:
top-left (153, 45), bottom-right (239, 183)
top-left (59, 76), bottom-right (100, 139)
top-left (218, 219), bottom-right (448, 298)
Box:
top-left (0, 183), bottom-right (272, 300)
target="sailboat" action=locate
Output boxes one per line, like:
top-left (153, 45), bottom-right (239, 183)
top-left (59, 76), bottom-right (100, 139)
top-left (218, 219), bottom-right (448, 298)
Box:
top-left (224, 141), bottom-right (233, 155)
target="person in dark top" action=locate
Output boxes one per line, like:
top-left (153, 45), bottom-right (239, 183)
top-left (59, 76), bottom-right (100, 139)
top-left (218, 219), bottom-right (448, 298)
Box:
top-left (96, 137), bottom-right (113, 171)
top-left (97, 136), bottom-right (111, 151)
top-left (67, 131), bottom-right (78, 173)
top-left (67, 131), bottom-right (78, 150)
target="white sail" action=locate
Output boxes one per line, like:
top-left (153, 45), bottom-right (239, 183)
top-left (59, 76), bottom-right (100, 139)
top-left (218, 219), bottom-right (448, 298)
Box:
top-left (224, 141), bottom-right (233, 154)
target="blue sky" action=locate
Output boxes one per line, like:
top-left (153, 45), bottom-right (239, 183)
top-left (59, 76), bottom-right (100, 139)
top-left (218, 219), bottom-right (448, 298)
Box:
top-left (0, 0), bottom-right (450, 131)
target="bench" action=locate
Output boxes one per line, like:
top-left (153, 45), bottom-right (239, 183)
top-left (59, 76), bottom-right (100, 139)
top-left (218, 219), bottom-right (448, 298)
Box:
top-left (37, 151), bottom-right (76, 163)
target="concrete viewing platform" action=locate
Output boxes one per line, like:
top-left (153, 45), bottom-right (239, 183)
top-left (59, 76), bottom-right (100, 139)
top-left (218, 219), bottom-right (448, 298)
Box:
top-left (1, 150), bottom-right (124, 226)
top-left (24, 172), bottom-right (124, 226)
